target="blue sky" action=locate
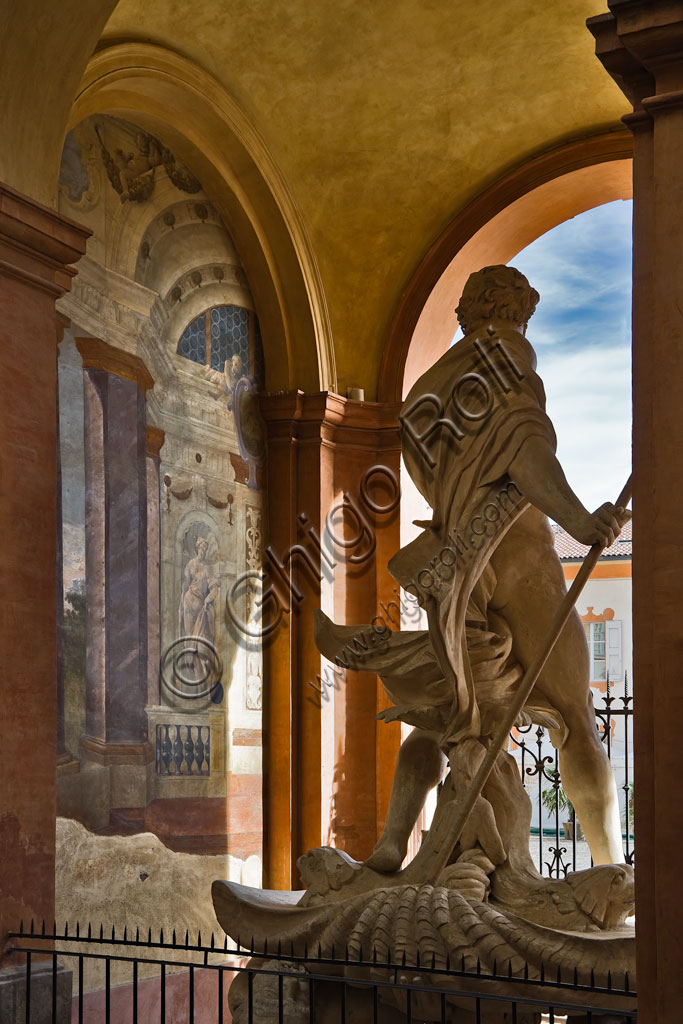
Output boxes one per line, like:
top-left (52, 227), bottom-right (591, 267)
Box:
top-left (511, 200), bottom-right (633, 515)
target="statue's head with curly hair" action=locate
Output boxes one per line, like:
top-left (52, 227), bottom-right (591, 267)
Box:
top-left (455, 265), bottom-right (539, 336)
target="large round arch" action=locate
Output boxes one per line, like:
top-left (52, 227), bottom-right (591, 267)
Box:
top-left (378, 131), bottom-right (633, 403)
top-left (71, 43), bottom-right (336, 395)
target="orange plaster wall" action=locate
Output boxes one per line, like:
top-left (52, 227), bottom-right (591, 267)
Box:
top-left (562, 559), bottom-right (631, 581)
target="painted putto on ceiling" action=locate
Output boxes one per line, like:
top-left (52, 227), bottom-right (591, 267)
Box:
top-left (95, 117), bottom-right (201, 203)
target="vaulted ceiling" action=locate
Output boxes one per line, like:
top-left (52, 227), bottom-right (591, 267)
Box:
top-left (2, 1), bottom-right (629, 395)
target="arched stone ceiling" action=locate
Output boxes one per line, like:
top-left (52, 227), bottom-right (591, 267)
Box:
top-left (0, 0), bottom-right (117, 205)
top-left (100, 0), bottom-right (629, 397)
top-left (1, 1), bottom-right (628, 396)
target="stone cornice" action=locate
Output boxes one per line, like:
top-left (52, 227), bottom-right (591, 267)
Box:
top-left (259, 390), bottom-right (401, 452)
top-left (55, 312), bottom-right (71, 346)
top-left (0, 182), bottom-right (90, 297)
top-left (587, 13), bottom-right (655, 109)
top-left (590, 1), bottom-right (683, 105)
top-left (642, 91), bottom-right (683, 116)
top-left (57, 253), bottom-right (158, 355)
top-left (146, 424), bottom-right (166, 459)
top-left (75, 336), bottom-right (155, 394)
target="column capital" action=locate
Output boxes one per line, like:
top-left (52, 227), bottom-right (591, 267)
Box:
top-left (0, 182), bottom-right (90, 297)
top-left (146, 424), bottom-right (165, 459)
top-left (75, 336), bottom-right (154, 394)
top-left (642, 90), bottom-right (683, 116)
top-left (590, 2), bottom-right (683, 103)
top-left (587, 11), bottom-right (655, 109)
top-left (259, 389), bottom-right (401, 451)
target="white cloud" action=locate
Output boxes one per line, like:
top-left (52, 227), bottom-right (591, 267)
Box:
top-left (512, 200), bottom-right (633, 514)
top-left (539, 343), bottom-right (631, 512)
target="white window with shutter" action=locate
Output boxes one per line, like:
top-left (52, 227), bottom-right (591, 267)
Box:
top-left (583, 621), bottom-right (605, 682)
top-left (584, 619), bottom-right (622, 682)
top-left (605, 619), bottom-right (623, 681)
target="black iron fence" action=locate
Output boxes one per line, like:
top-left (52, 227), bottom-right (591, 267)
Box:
top-left (511, 674), bottom-right (634, 879)
top-left (7, 921), bottom-right (637, 1023)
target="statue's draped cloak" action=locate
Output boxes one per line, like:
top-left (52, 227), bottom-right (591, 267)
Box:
top-left (315, 324), bottom-right (561, 745)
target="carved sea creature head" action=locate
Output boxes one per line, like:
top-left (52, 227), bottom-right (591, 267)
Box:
top-left (455, 265), bottom-right (539, 335)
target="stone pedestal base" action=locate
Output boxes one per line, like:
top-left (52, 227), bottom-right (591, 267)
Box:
top-left (0, 962), bottom-right (72, 1023)
top-left (75, 738), bottom-right (154, 830)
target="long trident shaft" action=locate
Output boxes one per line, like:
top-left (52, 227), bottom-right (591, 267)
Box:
top-left (403, 474), bottom-right (633, 884)
top-left (447, 475), bottom-right (633, 856)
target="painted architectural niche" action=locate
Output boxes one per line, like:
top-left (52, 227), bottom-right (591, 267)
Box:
top-left (54, 113), bottom-right (266, 946)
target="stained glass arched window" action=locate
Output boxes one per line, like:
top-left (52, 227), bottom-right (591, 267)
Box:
top-left (177, 305), bottom-right (265, 386)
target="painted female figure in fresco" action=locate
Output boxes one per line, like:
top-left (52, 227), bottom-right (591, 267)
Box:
top-left (179, 536), bottom-right (220, 643)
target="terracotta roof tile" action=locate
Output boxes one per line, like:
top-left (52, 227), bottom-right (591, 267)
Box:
top-left (551, 519), bottom-right (632, 561)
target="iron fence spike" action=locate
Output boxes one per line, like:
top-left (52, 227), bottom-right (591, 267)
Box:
top-left (185, 929), bottom-right (189, 947)
top-left (148, 927), bottom-right (152, 943)
top-left (211, 932), bottom-right (215, 949)
top-left (540, 962), bottom-right (545, 983)
top-left (41, 920), bottom-right (46, 937)
top-left (99, 923), bottom-right (103, 941)
top-left (123, 926), bottom-right (127, 942)
top-left (53, 919), bottom-right (56, 936)
top-left (161, 928), bottom-right (165, 944)
top-left (76, 922), bottom-right (80, 939)
top-left (625, 970), bottom-right (630, 993)
top-left (608, 969), bottom-right (612, 991)
top-left (30, 918), bottom-right (34, 934)
top-left (172, 929), bottom-right (176, 944)
top-left (65, 921), bottom-right (69, 938)
top-left (87, 923), bottom-right (91, 939)
top-left (135, 927), bottom-right (139, 942)
top-left (111, 925), bottom-right (115, 941)
top-left (197, 929), bottom-right (202, 948)
top-left (19, 919), bottom-right (23, 935)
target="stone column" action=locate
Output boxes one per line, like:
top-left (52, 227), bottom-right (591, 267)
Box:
top-left (56, 316), bottom-right (68, 764)
top-left (146, 425), bottom-right (165, 708)
top-left (588, 6), bottom-right (683, 1020)
top-left (258, 391), bottom-right (402, 889)
top-left (75, 337), bottom-right (154, 831)
top-left (0, 183), bottom-right (88, 956)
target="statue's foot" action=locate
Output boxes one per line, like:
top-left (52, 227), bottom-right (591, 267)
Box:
top-left (365, 836), bottom-right (406, 873)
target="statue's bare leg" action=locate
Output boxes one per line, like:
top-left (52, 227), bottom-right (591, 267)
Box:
top-left (490, 508), bottom-right (624, 865)
top-left (365, 730), bottom-right (445, 872)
